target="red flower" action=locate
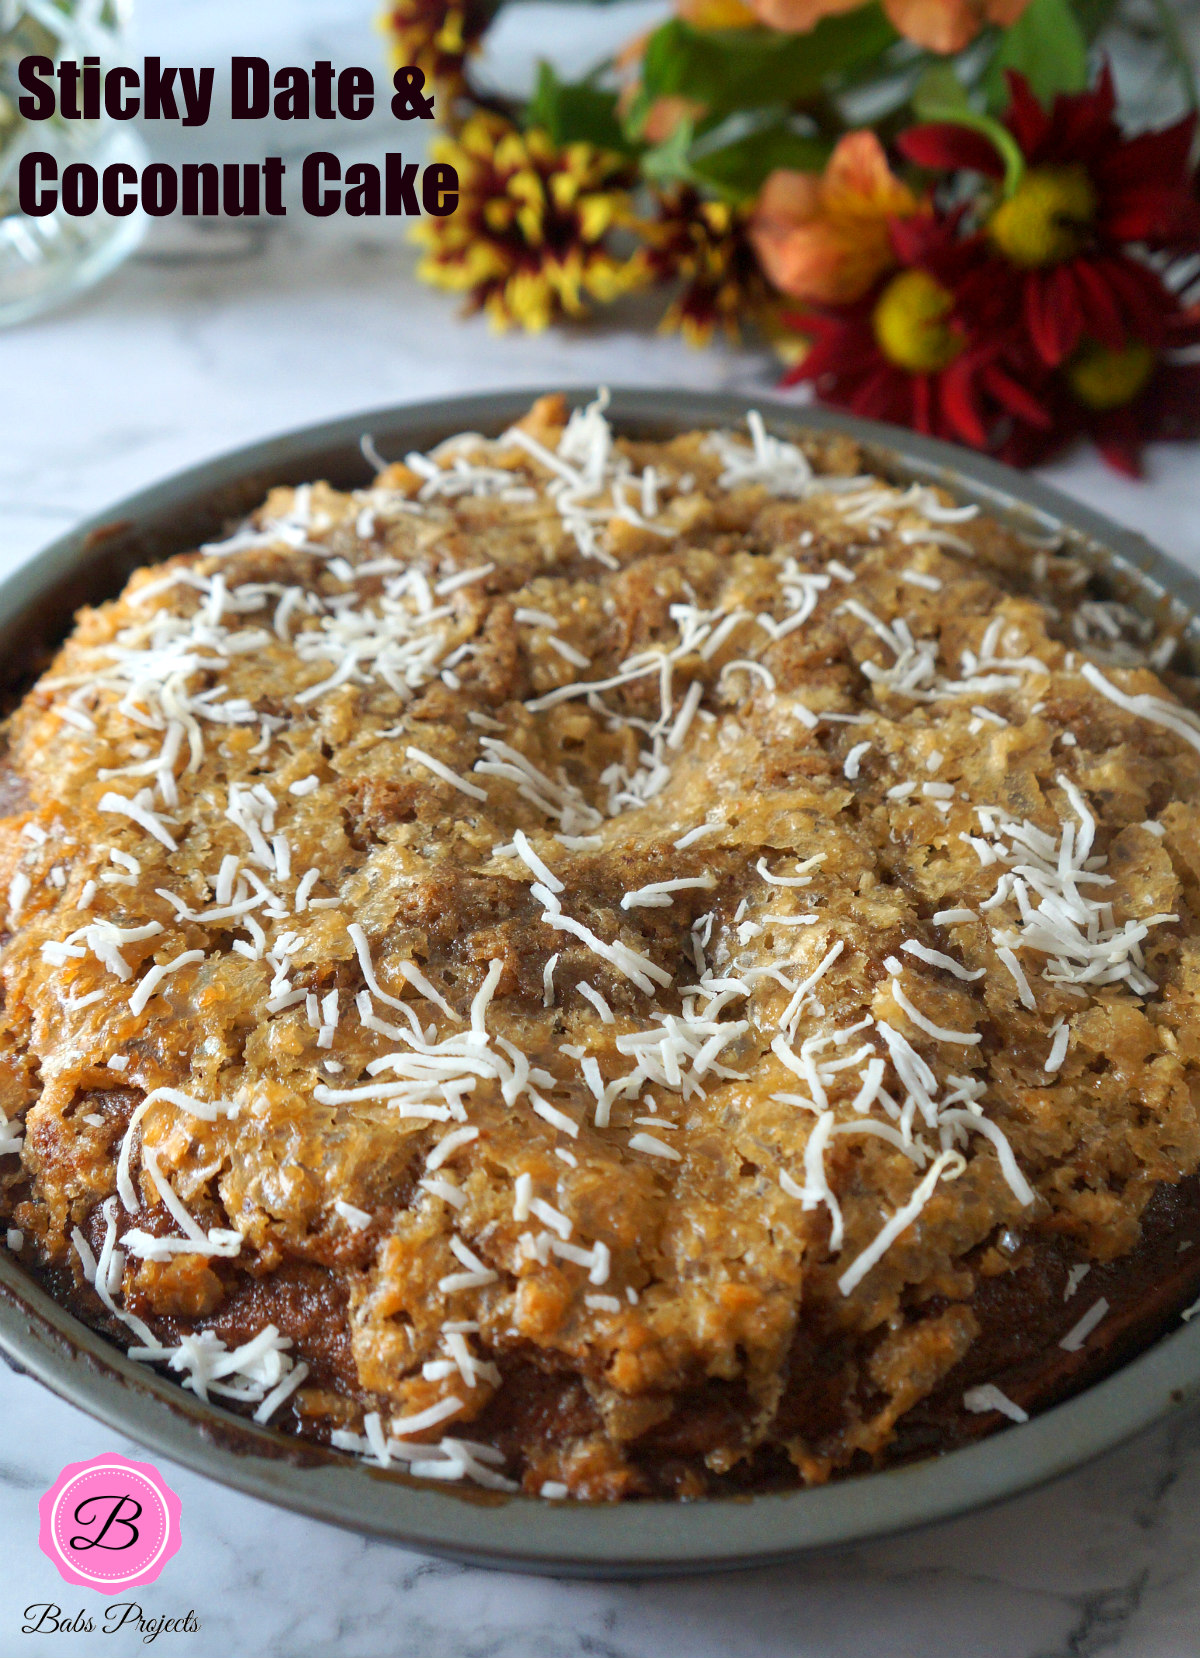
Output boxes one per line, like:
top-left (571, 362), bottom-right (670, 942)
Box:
top-left (899, 69), bottom-right (1200, 368)
top-left (780, 213), bottom-right (1056, 464)
top-left (777, 74), bottom-right (1200, 475)
top-left (1052, 306), bottom-right (1200, 477)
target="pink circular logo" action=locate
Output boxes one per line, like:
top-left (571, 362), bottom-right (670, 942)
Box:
top-left (38, 1455), bottom-right (182, 1594)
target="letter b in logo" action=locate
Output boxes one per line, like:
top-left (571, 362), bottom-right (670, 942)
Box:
top-left (40, 1456), bottom-right (181, 1592)
top-left (69, 1492), bottom-right (143, 1551)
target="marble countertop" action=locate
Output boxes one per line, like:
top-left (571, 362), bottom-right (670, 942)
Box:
top-left (1, 3), bottom-right (1199, 1653)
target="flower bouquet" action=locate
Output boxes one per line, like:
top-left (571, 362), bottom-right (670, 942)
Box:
top-left (385, 0), bottom-right (1200, 472)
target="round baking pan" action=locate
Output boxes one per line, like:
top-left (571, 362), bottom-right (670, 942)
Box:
top-left (2, 387), bottom-right (1199, 1576)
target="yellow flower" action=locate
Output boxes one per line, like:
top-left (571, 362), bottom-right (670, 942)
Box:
top-left (413, 114), bottom-right (647, 332)
top-left (750, 131), bottom-right (925, 305)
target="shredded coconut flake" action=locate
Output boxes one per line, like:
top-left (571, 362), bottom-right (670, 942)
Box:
top-left (629, 1131), bottom-right (682, 1162)
top-left (1081, 660), bottom-right (1200, 757)
top-left (1060, 1296), bottom-right (1109, 1352)
top-left (963, 1384), bottom-right (1028, 1423)
top-left (844, 741), bottom-right (871, 781)
top-left (838, 1150), bottom-right (966, 1296)
top-left (406, 746), bottom-right (488, 802)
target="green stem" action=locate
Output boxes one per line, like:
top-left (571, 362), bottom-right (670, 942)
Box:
top-left (917, 103), bottom-right (1026, 195)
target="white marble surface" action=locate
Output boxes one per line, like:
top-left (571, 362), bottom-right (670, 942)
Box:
top-left (1, 2), bottom-right (1199, 1653)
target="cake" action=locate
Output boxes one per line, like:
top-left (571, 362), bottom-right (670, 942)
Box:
top-left (2, 392), bottom-right (1199, 1501)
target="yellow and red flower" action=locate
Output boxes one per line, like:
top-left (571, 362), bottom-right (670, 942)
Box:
top-left (413, 113), bottom-right (646, 333)
top-left (899, 69), bottom-right (1200, 367)
top-left (377, 0), bottom-right (497, 108)
top-left (640, 188), bottom-right (773, 345)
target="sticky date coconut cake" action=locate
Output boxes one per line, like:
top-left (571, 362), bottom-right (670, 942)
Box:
top-left (2, 394), bottom-right (1200, 1502)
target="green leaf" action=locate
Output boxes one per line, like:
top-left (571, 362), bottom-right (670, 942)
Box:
top-left (984, 0), bottom-right (1089, 110)
top-left (638, 105), bottom-right (830, 200)
top-left (689, 121), bottom-right (830, 199)
top-left (639, 8), bottom-right (899, 116)
top-left (526, 61), bottom-right (632, 154)
top-left (640, 118), bottom-right (702, 190)
top-left (911, 62), bottom-right (971, 122)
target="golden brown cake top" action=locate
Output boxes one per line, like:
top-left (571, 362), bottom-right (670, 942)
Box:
top-left (2, 392), bottom-right (1199, 1496)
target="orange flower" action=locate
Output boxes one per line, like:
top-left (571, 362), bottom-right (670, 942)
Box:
top-left (750, 131), bottom-right (924, 305)
top-left (747, 0), bottom-right (1033, 53)
top-left (639, 94), bottom-right (708, 143)
top-left (676, 0), bottom-right (759, 23)
top-left (749, 0), bottom-right (859, 28)
top-left (885, 0), bottom-right (1032, 50)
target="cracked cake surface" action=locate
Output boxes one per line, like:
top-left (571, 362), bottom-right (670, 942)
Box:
top-left (2, 393), bottom-right (1200, 1501)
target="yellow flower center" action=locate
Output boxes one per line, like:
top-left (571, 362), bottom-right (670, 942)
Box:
top-left (987, 165), bottom-right (1097, 269)
top-left (872, 270), bottom-right (965, 373)
top-left (1066, 340), bottom-right (1157, 411)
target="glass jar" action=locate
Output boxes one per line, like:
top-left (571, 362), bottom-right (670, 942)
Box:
top-left (0, 0), bottom-right (148, 327)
